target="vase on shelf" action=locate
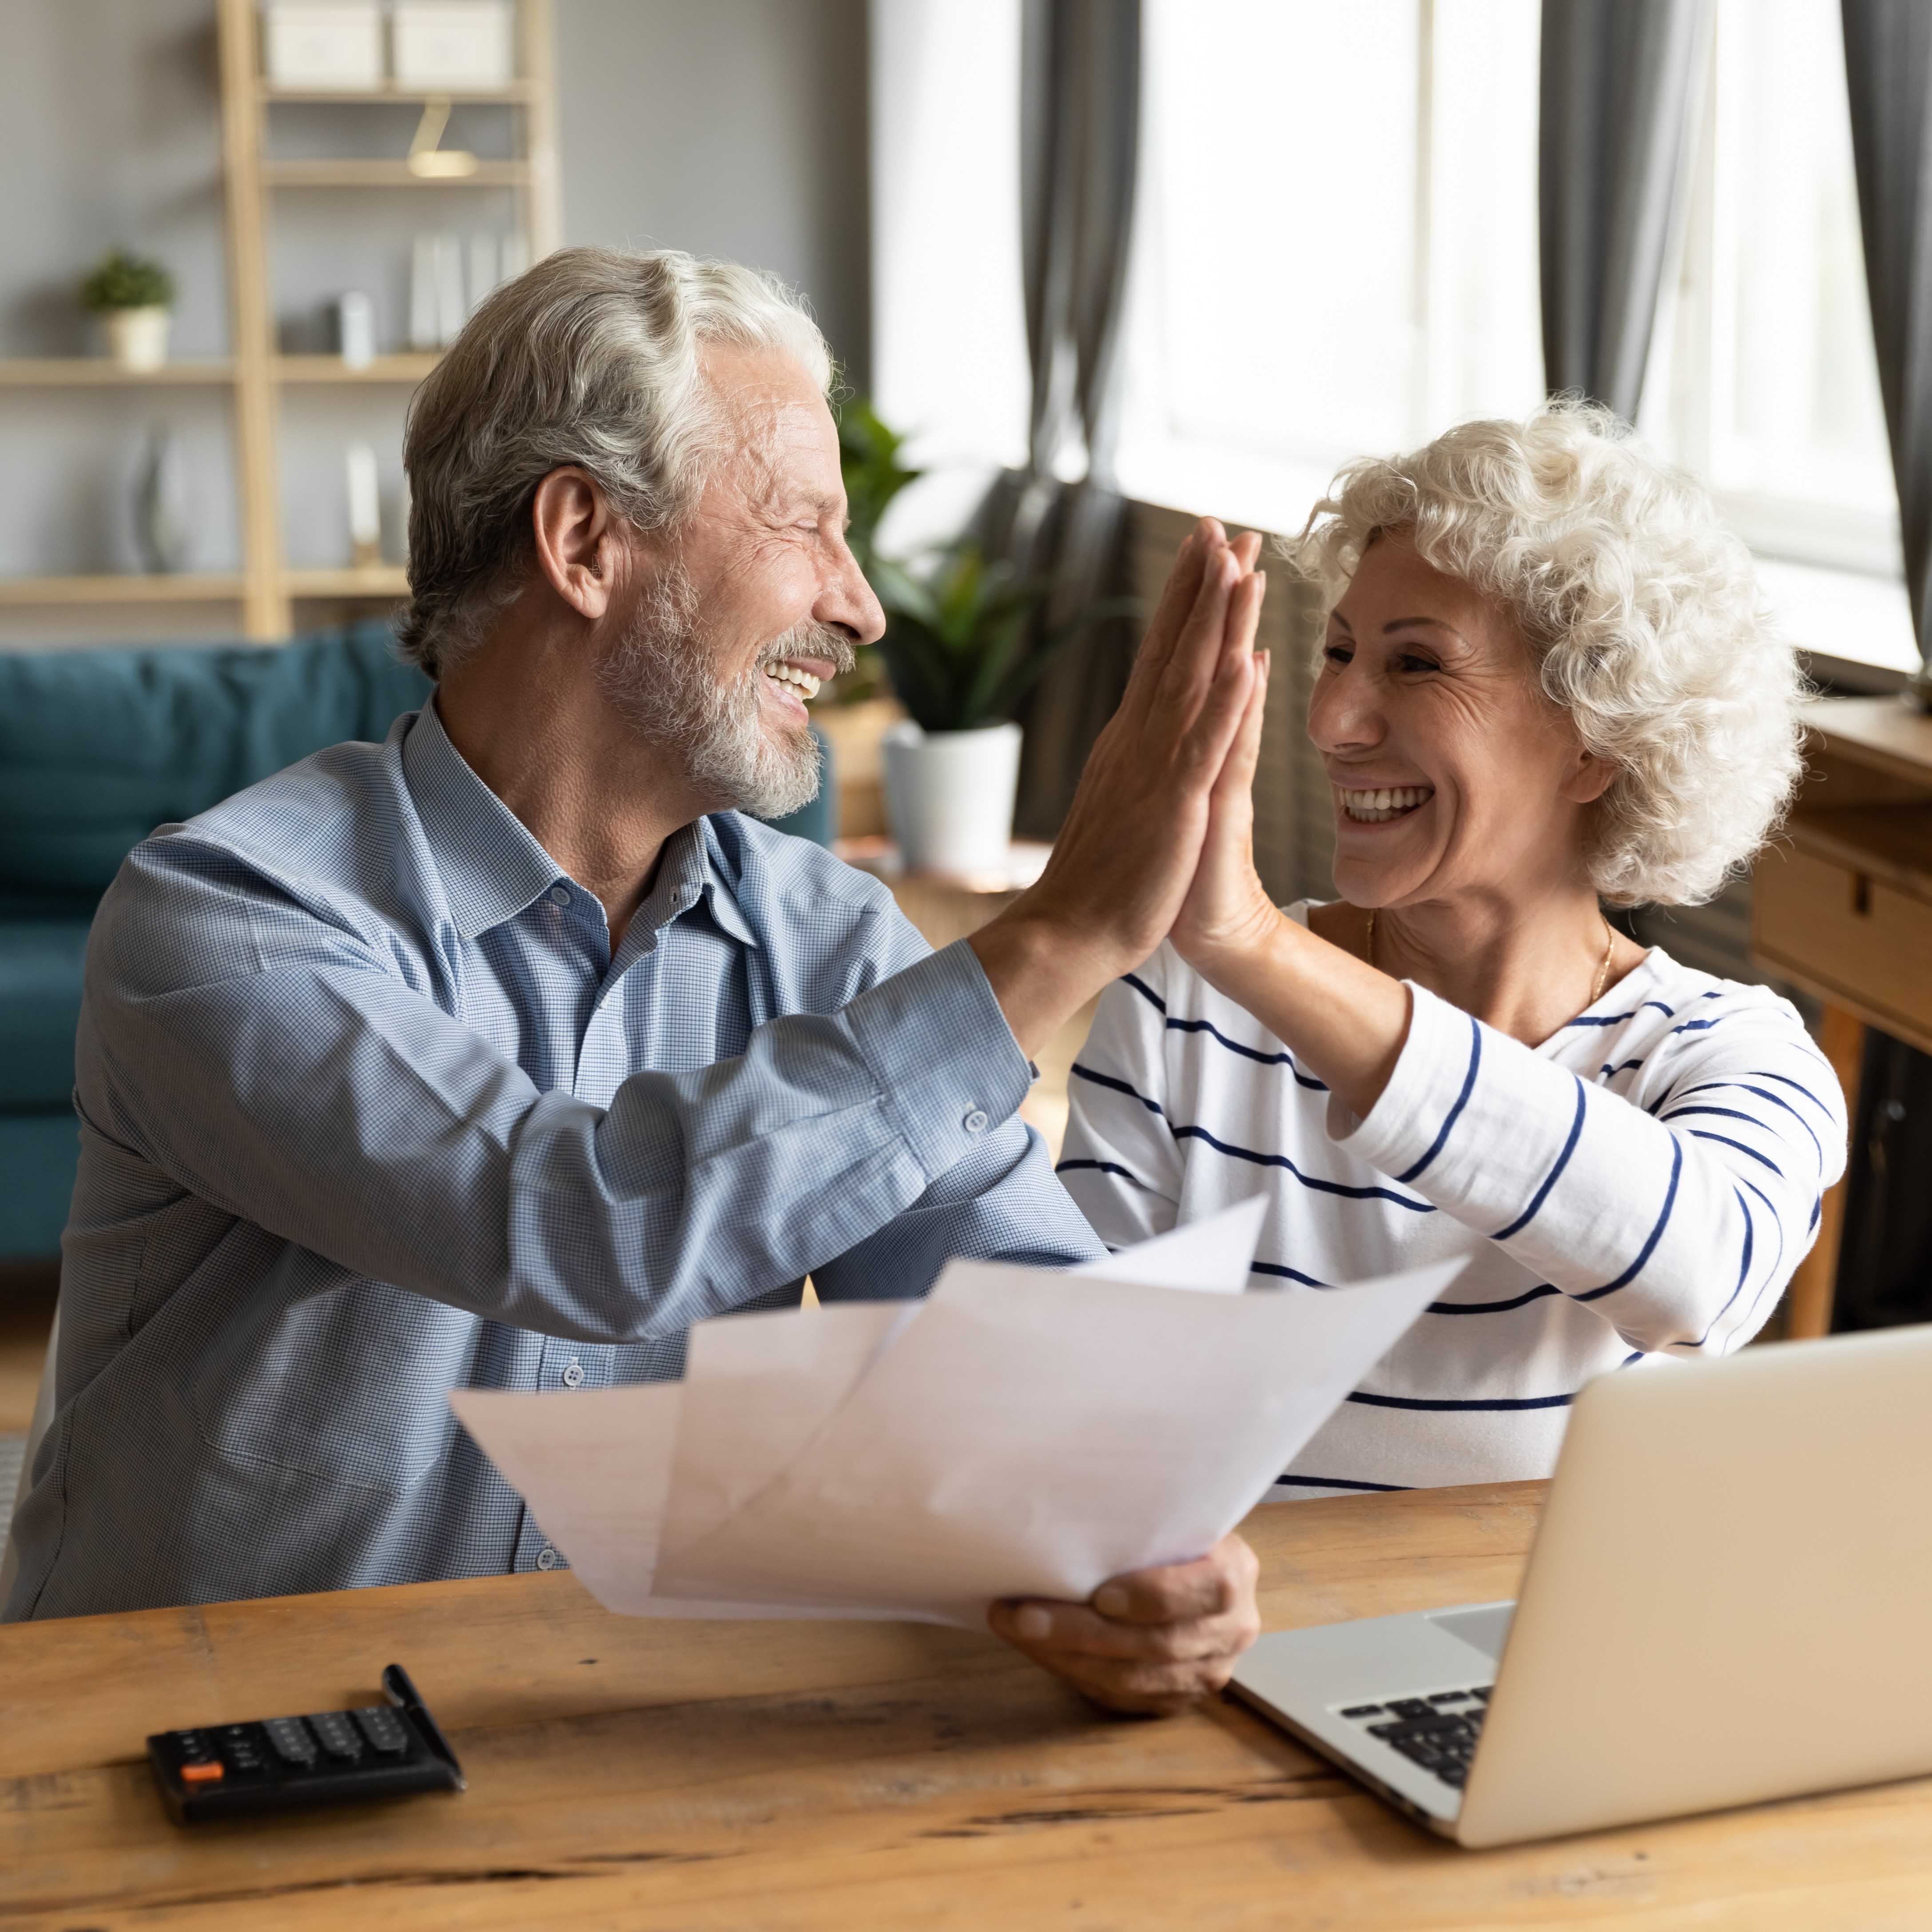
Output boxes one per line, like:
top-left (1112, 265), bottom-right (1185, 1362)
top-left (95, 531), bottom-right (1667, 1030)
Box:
top-left (134, 427), bottom-right (190, 575)
top-left (101, 306), bottom-right (171, 372)
top-left (881, 720), bottom-right (1023, 875)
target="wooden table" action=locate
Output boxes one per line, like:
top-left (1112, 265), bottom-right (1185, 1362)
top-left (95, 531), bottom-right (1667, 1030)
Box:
top-left (1752, 695), bottom-right (1932, 1335)
top-left (8, 1482), bottom-right (1932, 1928)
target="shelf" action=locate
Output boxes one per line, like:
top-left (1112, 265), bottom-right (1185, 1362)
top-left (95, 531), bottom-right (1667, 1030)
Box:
top-left (262, 158), bottom-right (530, 187)
top-left (260, 82), bottom-right (534, 103)
top-left (0, 0), bottom-right (558, 641)
top-left (0, 359), bottom-right (235, 387)
top-left (0, 574), bottom-right (245, 604)
top-left (274, 354), bottom-right (442, 384)
top-left (285, 565), bottom-right (410, 597)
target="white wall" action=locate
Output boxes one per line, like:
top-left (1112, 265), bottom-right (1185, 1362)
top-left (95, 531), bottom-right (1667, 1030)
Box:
top-left (560, 0), bottom-right (870, 382)
top-left (0, 0), bottom-right (870, 644)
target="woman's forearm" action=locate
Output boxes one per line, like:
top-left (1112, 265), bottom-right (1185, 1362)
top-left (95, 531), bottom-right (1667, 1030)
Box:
top-left (1189, 911), bottom-right (1413, 1119)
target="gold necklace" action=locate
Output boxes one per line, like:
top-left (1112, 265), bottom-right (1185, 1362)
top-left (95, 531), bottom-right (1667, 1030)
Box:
top-left (1364, 910), bottom-right (1619, 1005)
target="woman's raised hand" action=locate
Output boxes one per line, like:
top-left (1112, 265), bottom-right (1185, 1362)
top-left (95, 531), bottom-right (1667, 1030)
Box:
top-left (1171, 618), bottom-right (1280, 973)
top-left (969, 519), bottom-right (1266, 1058)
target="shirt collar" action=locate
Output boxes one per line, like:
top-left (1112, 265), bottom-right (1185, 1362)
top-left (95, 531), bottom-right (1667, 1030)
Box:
top-left (402, 699), bottom-right (760, 950)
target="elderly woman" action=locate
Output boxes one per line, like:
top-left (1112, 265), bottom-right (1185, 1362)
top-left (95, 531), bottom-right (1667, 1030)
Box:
top-left (1057, 404), bottom-right (1849, 1498)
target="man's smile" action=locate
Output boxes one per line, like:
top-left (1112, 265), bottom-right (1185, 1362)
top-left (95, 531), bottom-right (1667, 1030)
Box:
top-left (763, 658), bottom-right (825, 701)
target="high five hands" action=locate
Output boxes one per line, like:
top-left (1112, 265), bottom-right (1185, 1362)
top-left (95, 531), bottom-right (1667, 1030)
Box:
top-left (967, 520), bottom-right (1274, 1715)
top-left (969, 517), bottom-right (1272, 1061)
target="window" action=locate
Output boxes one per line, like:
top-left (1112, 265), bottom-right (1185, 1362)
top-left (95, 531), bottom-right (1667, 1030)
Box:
top-left (1117, 0), bottom-right (1544, 538)
top-left (1117, 0), bottom-right (1916, 675)
top-left (1642, 0), bottom-right (1916, 673)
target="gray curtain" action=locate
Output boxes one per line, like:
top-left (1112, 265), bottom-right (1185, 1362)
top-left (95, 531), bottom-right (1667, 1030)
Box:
top-left (1539, 0), bottom-right (1711, 420)
top-left (1842, 0), bottom-right (1932, 706)
top-left (983, 0), bottom-right (1141, 837)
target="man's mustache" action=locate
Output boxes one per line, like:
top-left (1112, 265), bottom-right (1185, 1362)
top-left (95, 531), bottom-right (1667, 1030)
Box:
top-left (756, 620), bottom-right (857, 681)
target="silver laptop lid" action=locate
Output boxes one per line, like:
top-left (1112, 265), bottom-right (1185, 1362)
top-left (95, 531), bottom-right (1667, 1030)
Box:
top-left (1457, 1324), bottom-right (1932, 1847)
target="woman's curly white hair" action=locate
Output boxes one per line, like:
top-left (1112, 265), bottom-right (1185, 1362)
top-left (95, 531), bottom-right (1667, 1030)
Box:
top-left (1282, 401), bottom-right (1807, 906)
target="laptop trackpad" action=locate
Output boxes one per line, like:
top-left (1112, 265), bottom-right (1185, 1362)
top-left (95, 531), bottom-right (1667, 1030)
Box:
top-left (1426, 1603), bottom-right (1515, 1662)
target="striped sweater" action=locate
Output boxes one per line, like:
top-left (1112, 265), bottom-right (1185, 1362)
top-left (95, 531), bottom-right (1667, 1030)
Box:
top-left (1057, 904), bottom-right (1849, 1499)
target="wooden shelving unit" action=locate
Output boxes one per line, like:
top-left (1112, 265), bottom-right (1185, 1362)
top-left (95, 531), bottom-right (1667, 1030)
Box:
top-left (0, 574), bottom-right (247, 605)
top-left (0, 360), bottom-right (235, 387)
top-left (283, 565), bottom-right (411, 597)
top-left (272, 354), bottom-right (443, 383)
top-left (262, 158), bottom-right (534, 188)
top-left (0, 0), bottom-right (560, 639)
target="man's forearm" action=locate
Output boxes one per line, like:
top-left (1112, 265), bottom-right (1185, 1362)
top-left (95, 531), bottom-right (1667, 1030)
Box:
top-left (968, 904), bottom-right (1127, 1063)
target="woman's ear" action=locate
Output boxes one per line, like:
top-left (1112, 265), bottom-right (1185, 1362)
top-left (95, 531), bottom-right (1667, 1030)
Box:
top-left (1562, 744), bottom-right (1621, 807)
top-left (530, 466), bottom-right (626, 620)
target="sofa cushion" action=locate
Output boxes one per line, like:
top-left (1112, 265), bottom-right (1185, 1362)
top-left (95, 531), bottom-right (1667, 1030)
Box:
top-left (0, 621), bottom-right (430, 907)
top-left (0, 1111), bottom-right (83, 1259)
top-left (0, 921), bottom-right (91, 1109)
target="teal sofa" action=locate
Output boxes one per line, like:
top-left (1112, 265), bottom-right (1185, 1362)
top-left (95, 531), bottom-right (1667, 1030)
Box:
top-left (0, 622), bottom-right (833, 1259)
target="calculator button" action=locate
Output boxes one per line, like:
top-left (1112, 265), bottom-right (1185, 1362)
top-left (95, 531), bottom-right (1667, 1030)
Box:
top-left (265, 1717), bottom-right (319, 1765)
top-left (307, 1711), bottom-right (364, 1760)
top-left (354, 1706), bottom-right (409, 1755)
top-left (179, 1761), bottom-right (225, 1783)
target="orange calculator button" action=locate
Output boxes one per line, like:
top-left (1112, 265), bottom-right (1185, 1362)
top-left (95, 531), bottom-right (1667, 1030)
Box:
top-left (179, 1761), bottom-right (225, 1783)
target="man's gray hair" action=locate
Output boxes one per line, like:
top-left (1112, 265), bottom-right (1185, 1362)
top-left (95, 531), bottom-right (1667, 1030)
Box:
top-left (398, 246), bottom-right (833, 676)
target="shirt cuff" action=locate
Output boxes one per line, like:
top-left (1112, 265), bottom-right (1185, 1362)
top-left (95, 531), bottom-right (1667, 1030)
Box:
top-left (1326, 980), bottom-right (1483, 1183)
top-left (841, 937), bottom-right (1036, 1185)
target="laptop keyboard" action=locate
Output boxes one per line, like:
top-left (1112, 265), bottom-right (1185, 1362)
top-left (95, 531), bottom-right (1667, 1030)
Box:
top-left (1336, 1687), bottom-right (1492, 1790)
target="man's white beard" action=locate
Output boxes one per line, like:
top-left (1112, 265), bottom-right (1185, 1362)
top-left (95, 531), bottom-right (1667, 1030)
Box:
top-left (597, 563), bottom-right (855, 820)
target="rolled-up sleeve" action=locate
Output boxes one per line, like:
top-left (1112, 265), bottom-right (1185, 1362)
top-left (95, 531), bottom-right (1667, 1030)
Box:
top-left (1332, 983), bottom-right (1848, 1355)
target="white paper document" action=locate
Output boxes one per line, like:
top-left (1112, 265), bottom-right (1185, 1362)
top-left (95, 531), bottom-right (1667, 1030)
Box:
top-left (450, 1199), bottom-right (1462, 1627)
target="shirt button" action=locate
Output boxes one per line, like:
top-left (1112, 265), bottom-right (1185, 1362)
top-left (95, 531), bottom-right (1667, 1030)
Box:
top-left (549, 884), bottom-right (572, 906)
top-left (561, 1361), bottom-right (584, 1388)
top-left (962, 1107), bottom-right (990, 1135)
top-left (536, 1546), bottom-right (562, 1571)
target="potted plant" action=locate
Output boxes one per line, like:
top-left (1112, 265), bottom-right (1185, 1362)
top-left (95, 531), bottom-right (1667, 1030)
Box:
top-left (80, 249), bottom-right (176, 372)
top-left (810, 399), bottom-right (925, 837)
top-left (872, 541), bottom-right (1128, 875)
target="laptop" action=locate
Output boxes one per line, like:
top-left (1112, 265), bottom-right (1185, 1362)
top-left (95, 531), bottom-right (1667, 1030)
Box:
top-left (1229, 1323), bottom-right (1932, 1847)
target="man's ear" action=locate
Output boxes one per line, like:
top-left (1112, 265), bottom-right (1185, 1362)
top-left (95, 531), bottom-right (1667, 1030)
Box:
top-left (530, 466), bottom-right (627, 621)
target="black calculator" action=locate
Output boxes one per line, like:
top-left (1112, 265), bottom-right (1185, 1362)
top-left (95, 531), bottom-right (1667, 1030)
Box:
top-left (147, 1662), bottom-right (465, 1824)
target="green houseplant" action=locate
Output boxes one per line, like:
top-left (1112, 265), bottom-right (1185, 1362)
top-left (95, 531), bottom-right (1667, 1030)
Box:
top-left (80, 248), bottom-right (176, 371)
top-left (871, 541), bottom-right (1071, 735)
top-left (872, 537), bottom-right (1132, 873)
top-left (830, 394), bottom-right (1136, 873)
top-left (838, 397), bottom-right (921, 576)
top-left (830, 398), bottom-right (922, 707)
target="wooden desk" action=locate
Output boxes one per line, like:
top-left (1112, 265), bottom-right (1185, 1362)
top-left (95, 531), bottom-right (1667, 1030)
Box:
top-left (8, 1482), bottom-right (1932, 1928)
top-left (1753, 695), bottom-right (1932, 1336)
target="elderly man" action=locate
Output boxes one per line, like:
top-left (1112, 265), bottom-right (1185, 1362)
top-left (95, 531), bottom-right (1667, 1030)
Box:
top-left (4, 248), bottom-right (1266, 1713)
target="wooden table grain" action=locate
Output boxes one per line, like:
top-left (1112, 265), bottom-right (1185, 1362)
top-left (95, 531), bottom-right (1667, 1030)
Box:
top-left (6, 1480), bottom-right (1929, 1929)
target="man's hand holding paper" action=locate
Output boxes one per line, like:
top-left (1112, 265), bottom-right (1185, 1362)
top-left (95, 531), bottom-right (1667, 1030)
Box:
top-left (451, 1201), bottom-right (1463, 1709)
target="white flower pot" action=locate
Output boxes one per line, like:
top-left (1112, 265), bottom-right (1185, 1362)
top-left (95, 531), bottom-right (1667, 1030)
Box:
top-left (882, 720), bottom-right (1023, 875)
top-left (102, 307), bottom-right (171, 372)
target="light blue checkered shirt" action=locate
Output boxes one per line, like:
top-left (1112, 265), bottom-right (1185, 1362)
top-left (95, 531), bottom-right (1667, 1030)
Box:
top-left (6, 703), bottom-right (1099, 1620)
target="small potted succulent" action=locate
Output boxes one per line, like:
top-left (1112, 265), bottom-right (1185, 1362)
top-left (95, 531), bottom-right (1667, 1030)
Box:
top-left (872, 541), bottom-right (1129, 875)
top-left (80, 249), bottom-right (176, 372)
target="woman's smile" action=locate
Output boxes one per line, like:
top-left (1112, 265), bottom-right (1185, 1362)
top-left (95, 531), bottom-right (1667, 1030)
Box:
top-left (1336, 783), bottom-right (1435, 825)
